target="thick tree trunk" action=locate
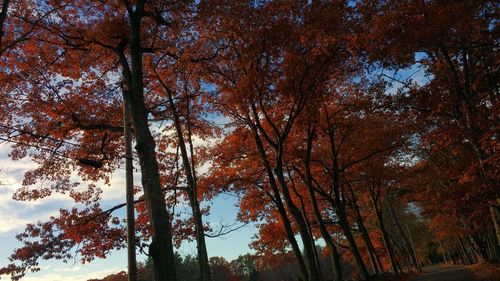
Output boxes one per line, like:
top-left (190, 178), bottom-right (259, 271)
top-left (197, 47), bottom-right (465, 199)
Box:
top-left (336, 200), bottom-right (371, 280)
top-left (289, 173), bottom-right (323, 278)
top-left (309, 188), bottom-right (343, 281)
top-left (327, 125), bottom-right (370, 280)
top-left (301, 130), bottom-right (343, 281)
top-left (125, 77), bottom-right (177, 281)
top-left (119, 9), bottom-right (177, 281)
top-left (274, 164), bottom-right (324, 281)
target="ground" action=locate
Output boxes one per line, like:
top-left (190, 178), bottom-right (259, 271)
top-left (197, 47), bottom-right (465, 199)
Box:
top-left (411, 264), bottom-right (475, 281)
top-left (370, 272), bottom-right (417, 281)
top-left (468, 261), bottom-right (500, 281)
top-left (369, 262), bottom-right (500, 281)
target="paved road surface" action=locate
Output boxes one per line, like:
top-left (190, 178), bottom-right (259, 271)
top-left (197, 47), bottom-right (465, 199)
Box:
top-left (412, 264), bottom-right (475, 281)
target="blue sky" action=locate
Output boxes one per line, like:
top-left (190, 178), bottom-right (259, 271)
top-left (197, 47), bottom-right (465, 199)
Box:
top-left (0, 142), bottom-right (256, 281)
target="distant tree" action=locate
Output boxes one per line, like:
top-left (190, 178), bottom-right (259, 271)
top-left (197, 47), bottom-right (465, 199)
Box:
top-left (230, 255), bottom-right (258, 281)
top-left (357, 0), bottom-right (499, 260)
top-left (177, 254), bottom-right (200, 281)
top-left (210, 257), bottom-right (233, 281)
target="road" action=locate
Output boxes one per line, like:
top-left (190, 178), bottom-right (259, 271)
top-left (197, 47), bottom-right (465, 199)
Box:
top-left (412, 264), bottom-right (475, 281)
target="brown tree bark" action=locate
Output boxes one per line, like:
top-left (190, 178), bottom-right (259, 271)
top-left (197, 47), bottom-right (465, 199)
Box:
top-left (247, 102), bottom-right (323, 281)
top-left (158, 77), bottom-right (211, 281)
top-left (301, 129), bottom-right (343, 281)
top-left (441, 47), bottom-right (500, 258)
top-left (124, 95), bottom-right (138, 281)
top-left (309, 188), bottom-right (343, 281)
top-left (117, 3), bottom-right (177, 280)
top-left (250, 125), bottom-right (310, 281)
top-left (327, 125), bottom-right (370, 280)
top-left (369, 180), bottom-right (399, 275)
top-left (347, 183), bottom-right (383, 275)
top-left (289, 170), bottom-right (323, 278)
top-left (274, 161), bottom-right (324, 281)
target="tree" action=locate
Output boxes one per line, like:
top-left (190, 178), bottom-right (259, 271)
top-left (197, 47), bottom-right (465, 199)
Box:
top-left (230, 255), bottom-right (258, 281)
top-left (210, 257), bottom-right (232, 281)
top-left (200, 1), bottom-right (358, 279)
top-left (1, 1), bottom-right (497, 280)
top-left (0, 1), bottom-right (200, 280)
top-left (356, 0), bottom-right (499, 259)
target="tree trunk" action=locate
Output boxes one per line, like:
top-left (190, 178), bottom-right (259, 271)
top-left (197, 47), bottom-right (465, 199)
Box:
top-left (374, 207), bottom-right (399, 274)
top-left (309, 187), bottom-right (343, 281)
top-left (348, 183), bottom-right (383, 275)
top-left (124, 96), bottom-right (138, 281)
top-left (0, 0), bottom-right (10, 52)
top-left (274, 164), bottom-right (324, 281)
top-left (188, 193), bottom-right (211, 281)
top-left (119, 8), bottom-right (177, 281)
top-left (468, 236), bottom-right (485, 263)
top-left (490, 205), bottom-right (500, 258)
top-left (247, 105), bottom-right (322, 281)
top-left (301, 129), bottom-right (343, 281)
top-left (456, 240), bottom-right (467, 265)
top-left (387, 198), bottom-right (420, 271)
top-left (250, 126), bottom-right (309, 281)
top-left (370, 187), bottom-right (399, 275)
top-left (438, 241), bottom-right (448, 264)
top-left (327, 125), bottom-right (370, 280)
top-left (336, 201), bottom-right (371, 280)
top-left (405, 224), bottom-right (420, 271)
top-left (162, 81), bottom-right (211, 281)
top-left (125, 74), bottom-right (177, 281)
top-left (289, 172), bottom-right (323, 278)
top-left (270, 192), bottom-right (311, 281)
top-left (441, 47), bottom-right (499, 261)
top-left (458, 238), bottom-right (473, 265)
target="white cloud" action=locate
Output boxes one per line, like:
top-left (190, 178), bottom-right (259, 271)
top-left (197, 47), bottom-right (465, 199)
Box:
top-left (22, 266), bottom-right (124, 281)
top-left (0, 216), bottom-right (30, 234)
top-left (0, 139), bottom-right (131, 231)
top-left (53, 265), bottom-right (82, 272)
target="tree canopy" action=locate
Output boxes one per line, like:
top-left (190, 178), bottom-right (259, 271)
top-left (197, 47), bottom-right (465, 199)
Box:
top-left (0, 1), bottom-right (498, 281)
